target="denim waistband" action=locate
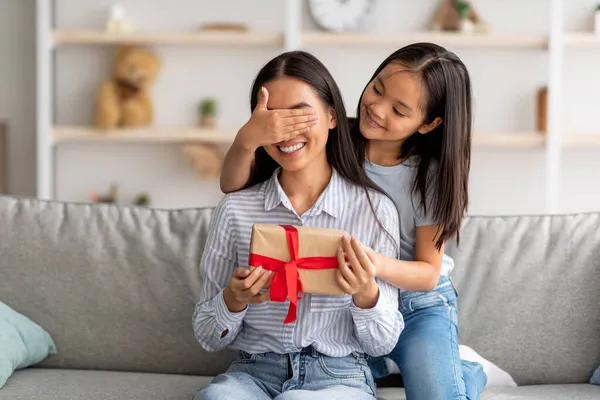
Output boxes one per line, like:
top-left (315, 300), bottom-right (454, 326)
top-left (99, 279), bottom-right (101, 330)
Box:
top-left (235, 346), bottom-right (366, 361)
top-left (399, 275), bottom-right (456, 299)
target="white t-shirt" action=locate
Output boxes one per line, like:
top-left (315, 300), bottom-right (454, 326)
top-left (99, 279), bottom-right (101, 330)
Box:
top-left (365, 159), bottom-right (454, 276)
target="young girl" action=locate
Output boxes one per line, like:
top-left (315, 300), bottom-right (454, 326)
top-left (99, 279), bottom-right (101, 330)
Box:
top-left (220, 43), bottom-right (488, 399)
top-left (193, 51), bottom-right (404, 400)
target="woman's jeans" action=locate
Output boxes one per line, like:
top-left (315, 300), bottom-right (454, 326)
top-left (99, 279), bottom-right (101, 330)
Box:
top-left (368, 276), bottom-right (488, 400)
top-left (195, 346), bottom-right (377, 400)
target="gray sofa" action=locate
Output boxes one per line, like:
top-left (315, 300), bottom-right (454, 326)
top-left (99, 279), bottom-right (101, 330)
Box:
top-left (0, 196), bottom-right (598, 400)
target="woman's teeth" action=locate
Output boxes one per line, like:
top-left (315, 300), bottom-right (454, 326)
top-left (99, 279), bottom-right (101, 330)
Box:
top-left (278, 143), bottom-right (306, 153)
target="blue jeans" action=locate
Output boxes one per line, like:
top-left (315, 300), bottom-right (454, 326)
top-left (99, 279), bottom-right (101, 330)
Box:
top-left (195, 346), bottom-right (377, 399)
top-left (368, 276), bottom-right (487, 400)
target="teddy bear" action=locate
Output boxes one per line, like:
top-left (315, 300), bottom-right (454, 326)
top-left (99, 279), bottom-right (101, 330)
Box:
top-left (95, 45), bottom-right (161, 129)
top-left (431, 0), bottom-right (489, 33)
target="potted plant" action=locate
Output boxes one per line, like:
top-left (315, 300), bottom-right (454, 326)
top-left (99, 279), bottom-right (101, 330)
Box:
top-left (595, 3), bottom-right (600, 35)
top-left (199, 98), bottom-right (218, 128)
top-left (456, 1), bottom-right (474, 34)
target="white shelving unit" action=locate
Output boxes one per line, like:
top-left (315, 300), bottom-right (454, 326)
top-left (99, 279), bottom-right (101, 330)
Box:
top-left (36, 0), bottom-right (594, 212)
top-left (302, 31), bottom-right (549, 49)
top-left (53, 126), bottom-right (238, 144)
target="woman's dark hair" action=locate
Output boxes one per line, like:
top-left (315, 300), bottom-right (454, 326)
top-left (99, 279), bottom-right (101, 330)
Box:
top-left (246, 51), bottom-right (384, 201)
top-left (351, 43), bottom-right (472, 249)
top-left (246, 51), bottom-right (395, 246)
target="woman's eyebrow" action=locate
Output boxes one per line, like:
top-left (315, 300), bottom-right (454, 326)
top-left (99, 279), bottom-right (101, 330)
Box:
top-left (290, 102), bottom-right (312, 109)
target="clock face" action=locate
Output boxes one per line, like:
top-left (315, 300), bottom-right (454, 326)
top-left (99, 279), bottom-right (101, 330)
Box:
top-left (308, 0), bottom-right (376, 32)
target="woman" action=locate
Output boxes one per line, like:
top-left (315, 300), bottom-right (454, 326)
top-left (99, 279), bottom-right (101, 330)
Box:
top-left (193, 50), bottom-right (403, 400)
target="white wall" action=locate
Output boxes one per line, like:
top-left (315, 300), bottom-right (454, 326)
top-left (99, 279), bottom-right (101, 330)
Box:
top-left (0, 0), bottom-right (36, 196)
top-left (4, 0), bottom-right (600, 214)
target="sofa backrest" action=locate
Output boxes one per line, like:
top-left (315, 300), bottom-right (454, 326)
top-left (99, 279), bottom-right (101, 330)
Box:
top-left (0, 196), bottom-right (229, 376)
top-left (0, 196), bottom-right (599, 384)
top-left (447, 213), bottom-right (600, 385)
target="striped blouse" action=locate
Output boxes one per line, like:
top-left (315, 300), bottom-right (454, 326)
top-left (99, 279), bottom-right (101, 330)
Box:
top-left (193, 168), bottom-right (403, 357)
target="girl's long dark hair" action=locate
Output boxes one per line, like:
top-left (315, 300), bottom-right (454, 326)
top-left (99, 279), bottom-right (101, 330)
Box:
top-left (247, 51), bottom-right (384, 201)
top-left (351, 43), bottom-right (472, 249)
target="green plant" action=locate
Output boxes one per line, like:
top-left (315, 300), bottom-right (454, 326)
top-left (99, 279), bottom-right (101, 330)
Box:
top-left (456, 1), bottom-right (471, 18)
top-left (199, 98), bottom-right (217, 117)
top-left (133, 193), bottom-right (150, 207)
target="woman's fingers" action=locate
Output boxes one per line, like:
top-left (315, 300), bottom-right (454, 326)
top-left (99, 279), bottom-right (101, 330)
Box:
top-left (248, 269), bottom-right (273, 295)
top-left (343, 236), bottom-right (366, 278)
top-left (239, 266), bottom-right (266, 289)
top-left (338, 246), bottom-right (359, 289)
top-left (351, 238), bottom-right (376, 279)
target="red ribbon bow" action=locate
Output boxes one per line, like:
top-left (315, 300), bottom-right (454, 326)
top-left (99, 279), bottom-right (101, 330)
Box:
top-left (248, 225), bottom-right (339, 324)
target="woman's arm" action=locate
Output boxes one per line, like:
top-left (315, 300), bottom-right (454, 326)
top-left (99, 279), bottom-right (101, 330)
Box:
top-left (341, 198), bottom-right (404, 357)
top-left (192, 197), bottom-right (246, 352)
top-left (371, 224), bottom-right (443, 292)
top-left (220, 87), bottom-right (319, 193)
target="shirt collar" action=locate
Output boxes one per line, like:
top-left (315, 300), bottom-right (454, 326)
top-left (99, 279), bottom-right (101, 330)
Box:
top-left (261, 167), bottom-right (346, 219)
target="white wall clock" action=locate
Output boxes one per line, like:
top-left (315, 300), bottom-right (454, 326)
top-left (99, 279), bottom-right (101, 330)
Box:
top-left (308, 0), bottom-right (377, 32)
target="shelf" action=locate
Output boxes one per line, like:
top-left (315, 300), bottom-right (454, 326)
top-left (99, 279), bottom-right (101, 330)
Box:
top-left (302, 32), bottom-right (548, 49)
top-left (53, 126), bottom-right (237, 144)
top-left (52, 29), bottom-right (283, 46)
top-left (563, 134), bottom-right (600, 147)
top-left (473, 132), bottom-right (545, 148)
top-left (564, 32), bottom-right (600, 47)
top-left (54, 127), bottom-right (549, 149)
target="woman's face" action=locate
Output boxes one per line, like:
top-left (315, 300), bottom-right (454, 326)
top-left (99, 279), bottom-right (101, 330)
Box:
top-left (263, 77), bottom-right (336, 172)
top-left (359, 63), bottom-right (432, 142)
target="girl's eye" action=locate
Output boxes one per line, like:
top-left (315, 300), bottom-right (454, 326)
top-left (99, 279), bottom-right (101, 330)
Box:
top-left (393, 108), bottom-right (405, 117)
top-left (373, 85), bottom-right (381, 95)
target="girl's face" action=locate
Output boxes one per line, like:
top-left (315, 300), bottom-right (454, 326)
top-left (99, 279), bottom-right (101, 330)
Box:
top-left (263, 77), bottom-right (336, 172)
top-left (360, 63), bottom-right (438, 142)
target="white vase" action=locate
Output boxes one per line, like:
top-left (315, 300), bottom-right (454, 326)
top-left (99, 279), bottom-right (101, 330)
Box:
top-left (595, 10), bottom-right (600, 35)
top-left (460, 18), bottom-right (475, 34)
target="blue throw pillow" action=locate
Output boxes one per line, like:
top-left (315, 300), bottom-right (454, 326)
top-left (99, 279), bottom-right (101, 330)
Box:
top-left (0, 301), bottom-right (57, 389)
top-left (591, 365), bottom-right (600, 385)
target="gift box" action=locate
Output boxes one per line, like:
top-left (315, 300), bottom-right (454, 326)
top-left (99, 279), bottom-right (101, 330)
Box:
top-left (249, 224), bottom-right (346, 324)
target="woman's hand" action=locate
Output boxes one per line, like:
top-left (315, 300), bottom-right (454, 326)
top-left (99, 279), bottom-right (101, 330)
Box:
top-left (223, 266), bottom-right (272, 313)
top-left (235, 87), bottom-right (319, 152)
top-left (336, 236), bottom-right (380, 309)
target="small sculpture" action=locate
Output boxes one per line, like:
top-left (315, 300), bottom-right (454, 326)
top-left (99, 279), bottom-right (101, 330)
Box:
top-left (106, 4), bottom-right (133, 34)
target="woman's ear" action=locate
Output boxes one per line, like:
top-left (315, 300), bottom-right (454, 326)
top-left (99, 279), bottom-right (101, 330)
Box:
top-left (328, 108), bottom-right (337, 130)
top-left (418, 117), bottom-right (442, 135)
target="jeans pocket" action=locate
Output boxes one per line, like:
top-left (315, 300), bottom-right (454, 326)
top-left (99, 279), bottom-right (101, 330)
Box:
top-left (318, 355), bottom-right (366, 379)
top-left (309, 293), bottom-right (352, 313)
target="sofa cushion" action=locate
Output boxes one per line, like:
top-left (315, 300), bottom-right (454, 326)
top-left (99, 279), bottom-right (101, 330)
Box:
top-left (0, 369), bottom-right (211, 400)
top-left (0, 302), bottom-right (57, 388)
top-left (446, 214), bottom-right (600, 385)
top-left (378, 384), bottom-right (600, 400)
top-left (0, 196), bottom-right (230, 376)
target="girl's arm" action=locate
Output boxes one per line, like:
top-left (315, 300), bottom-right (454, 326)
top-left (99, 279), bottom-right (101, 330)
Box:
top-left (220, 87), bottom-right (319, 193)
top-left (219, 137), bottom-right (256, 193)
top-left (370, 224), bottom-right (443, 292)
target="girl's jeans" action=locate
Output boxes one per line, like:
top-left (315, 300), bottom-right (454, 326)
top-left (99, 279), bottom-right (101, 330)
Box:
top-left (368, 276), bottom-right (487, 400)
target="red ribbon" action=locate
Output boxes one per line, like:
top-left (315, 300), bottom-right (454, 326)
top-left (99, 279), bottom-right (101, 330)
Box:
top-left (248, 225), bottom-right (339, 324)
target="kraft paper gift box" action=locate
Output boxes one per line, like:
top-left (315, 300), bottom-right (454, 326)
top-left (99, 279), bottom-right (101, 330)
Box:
top-left (249, 224), bottom-right (346, 323)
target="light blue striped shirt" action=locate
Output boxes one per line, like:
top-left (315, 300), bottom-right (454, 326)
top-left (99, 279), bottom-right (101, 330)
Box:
top-left (193, 168), bottom-right (404, 357)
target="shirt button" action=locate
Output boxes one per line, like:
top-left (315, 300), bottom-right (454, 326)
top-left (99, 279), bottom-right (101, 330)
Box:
top-left (220, 329), bottom-right (229, 338)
